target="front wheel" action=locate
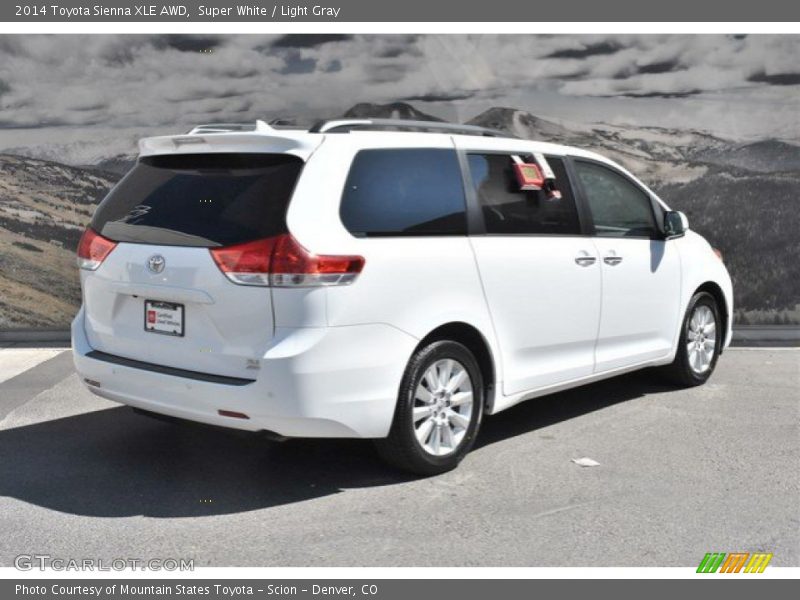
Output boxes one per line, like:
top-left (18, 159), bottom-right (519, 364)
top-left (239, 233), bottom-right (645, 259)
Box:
top-left (375, 340), bottom-right (484, 475)
top-left (662, 292), bottom-right (722, 386)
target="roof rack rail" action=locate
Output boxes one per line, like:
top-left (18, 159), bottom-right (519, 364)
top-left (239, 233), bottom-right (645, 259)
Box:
top-left (308, 118), bottom-right (514, 138)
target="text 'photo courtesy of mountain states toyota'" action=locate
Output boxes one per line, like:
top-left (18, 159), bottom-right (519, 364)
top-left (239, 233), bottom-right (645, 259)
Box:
top-left (71, 118), bottom-right (733, 474)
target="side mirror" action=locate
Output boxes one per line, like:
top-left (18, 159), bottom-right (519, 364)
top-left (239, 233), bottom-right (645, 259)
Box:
top-left (664, 210), bottom-right (688, 239)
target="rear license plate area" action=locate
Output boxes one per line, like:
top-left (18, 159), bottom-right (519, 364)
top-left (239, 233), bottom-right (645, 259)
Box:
top-left (144, 300), bottom-right (184, 337)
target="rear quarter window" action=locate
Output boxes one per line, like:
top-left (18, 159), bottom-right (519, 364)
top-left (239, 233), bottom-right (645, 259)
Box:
top-left (91, 153), bottom-right (303, 247)
top-left (340, 148), bottom-right (467, 237)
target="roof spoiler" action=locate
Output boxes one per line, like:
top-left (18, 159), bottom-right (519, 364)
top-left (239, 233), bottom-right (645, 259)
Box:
top-left (138, 120), bottom-right (320, 159)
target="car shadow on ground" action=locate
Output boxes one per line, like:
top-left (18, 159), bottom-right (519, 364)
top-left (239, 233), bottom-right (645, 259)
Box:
top-left (0, 370), bottom-right (674, 518)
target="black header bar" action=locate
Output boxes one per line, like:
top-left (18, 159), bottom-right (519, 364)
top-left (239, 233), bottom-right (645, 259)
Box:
top-left (3, 0), bottom-right (800, 22)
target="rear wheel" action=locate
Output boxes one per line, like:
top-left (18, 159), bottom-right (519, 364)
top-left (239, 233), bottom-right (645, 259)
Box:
top-left (662, 292), bottom-right (722, 386)
top-left (375, 341), bottom-right (484, 475)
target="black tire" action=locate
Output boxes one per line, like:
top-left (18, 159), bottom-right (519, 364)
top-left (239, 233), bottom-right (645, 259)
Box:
top-left (375, 340), bottom-right (484, 476)
top-left (661, 292), bottom-right (722, 387)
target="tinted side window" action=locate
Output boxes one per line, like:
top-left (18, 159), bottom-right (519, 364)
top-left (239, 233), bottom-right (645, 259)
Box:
top-left (574, 161), bottom-right (658, 238)
top-left (467, 154), bottom-right (580, 235)
top-left (340, 149), bottom-right (467, 236)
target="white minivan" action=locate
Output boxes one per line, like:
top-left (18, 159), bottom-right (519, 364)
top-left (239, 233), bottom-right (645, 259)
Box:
top-left (73, 119), bottom-right (733, 474)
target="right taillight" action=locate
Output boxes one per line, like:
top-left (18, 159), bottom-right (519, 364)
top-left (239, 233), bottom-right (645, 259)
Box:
top-left (77, 227), bottom-right (117, 270)
top-left (209, 233), bottom-right (364, 287)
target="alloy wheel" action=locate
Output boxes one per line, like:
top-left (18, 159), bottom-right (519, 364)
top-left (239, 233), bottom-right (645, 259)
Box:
top-left (687, 304), bottom-right (717, 374)
top-left (412, 358), bottom-right (474, 456)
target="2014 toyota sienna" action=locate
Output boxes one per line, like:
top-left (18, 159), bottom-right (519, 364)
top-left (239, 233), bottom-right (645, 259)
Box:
top-left (72, 119), bottom-right (733, 474)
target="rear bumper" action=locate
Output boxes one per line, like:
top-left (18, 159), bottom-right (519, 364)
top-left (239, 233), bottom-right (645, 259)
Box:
top-left (71, 307), bottom-right (416, 438)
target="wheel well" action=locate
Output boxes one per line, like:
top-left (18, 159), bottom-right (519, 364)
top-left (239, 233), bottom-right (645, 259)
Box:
top-left (417, 322), bottom-right (496, 411)
top-left (694, 281), bottom-right (729, 352)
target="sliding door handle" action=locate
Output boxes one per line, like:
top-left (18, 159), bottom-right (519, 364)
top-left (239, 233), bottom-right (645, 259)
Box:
top-left (575, 256), bottom-right (597, 267)
top-left (603, 256), bottom-right (623, 266)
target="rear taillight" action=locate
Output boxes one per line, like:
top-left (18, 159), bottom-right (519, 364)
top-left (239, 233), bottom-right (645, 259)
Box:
top-left (209, 237), bottom-right (276, 286)
top-left (209, 233), bottom-right (364, 287)
top-left (77, 227), bottom-right (117, 270)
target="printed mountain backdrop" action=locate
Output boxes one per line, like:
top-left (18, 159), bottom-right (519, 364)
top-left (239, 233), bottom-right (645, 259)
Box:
top-left (1, 35), bottom-right (799, 328)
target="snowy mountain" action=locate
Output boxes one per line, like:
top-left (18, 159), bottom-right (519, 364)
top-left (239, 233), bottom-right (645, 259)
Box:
top-left (342, 102), bottom-right (443, 121)
top-left (468, 107), bottom-right (572, 140)
top-left (465, 107), bottom-right (735, 186)
top-left (90, 154), bottom-right (137, 176)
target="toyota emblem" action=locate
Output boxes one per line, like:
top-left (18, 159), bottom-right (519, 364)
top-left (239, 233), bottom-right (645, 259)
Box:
top-left (147, 254), bottom-right (165, 274)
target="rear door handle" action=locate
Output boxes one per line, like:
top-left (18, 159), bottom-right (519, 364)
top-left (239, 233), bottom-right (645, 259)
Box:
top-left (603, 256), bottom-right (623, 266)
top-left (575, 256), bottom-right (597, 267)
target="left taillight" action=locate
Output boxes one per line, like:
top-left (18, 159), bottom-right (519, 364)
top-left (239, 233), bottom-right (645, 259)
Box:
top-left (77, 227), bottom-right (117, 271)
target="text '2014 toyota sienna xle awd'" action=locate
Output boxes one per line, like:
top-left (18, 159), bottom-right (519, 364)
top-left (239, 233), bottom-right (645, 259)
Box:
top-left (72, 119), bottom-right (733, 474)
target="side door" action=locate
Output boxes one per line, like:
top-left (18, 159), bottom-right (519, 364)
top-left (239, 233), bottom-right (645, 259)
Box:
top-left (460, 147), bottom-right (602, 396)
top-left (570, 158), bottom-right (682, 372)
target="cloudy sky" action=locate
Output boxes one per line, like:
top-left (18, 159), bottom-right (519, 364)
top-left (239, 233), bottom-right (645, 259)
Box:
top-left (1, 34), bottom-right (799, 161)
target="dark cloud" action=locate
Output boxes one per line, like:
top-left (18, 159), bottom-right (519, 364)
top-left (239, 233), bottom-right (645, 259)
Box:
top-left (555, 69), bottom-right (593, 81)
top-left (217, 66), bottom-right (260, 79)
top-left (400, 92), bottom-right (475, 102)
top-left (1, 115), bottom-right (106, 128)
top-left (375, 46), bottom-right (406, 59)
top-left (612, 59), bottom-right (685, 80)
top-left (99, 38), bottom-right (163, 67)
top-left (277, 50), bottom-right (318, 75)
top-left (166, 88), bottom-right (249, 103)
top-left (186, 102), bottom-right (254, 120)
top-left (0, 79), bottom-right (10, 96)
top-left (376, 44), bottom-right (425, 59)
top-left (271, 34), bottom-right (353, 49)
top-left (0, 38), bottom-right (24, 56)
top-left (748, 71), bottom-right (800, 86)
top-left (365, 63), bottom-right (411, 84)
top-left (545, 41), bottom-right (622, 60)
top-left (375, 44), bottom-right (423, 59)
top-left (322, 59), bottom-right (342, 73)
top-left (100, 46), bottom-right (137, 67)
top-left (365, 34), bottom-right (421, 59)
top-left (155, 35), bottom-right (223, 53)
top-left (0, 120), bottom-right (45, 129)
top-left (614, 90), bottom-right (703, 99)
top-left (636, 60), bottom-right (684, 75)
top-left (72, 101), bottom-right (108, 112)
top-left (229, 100), bottom-right (253, 114)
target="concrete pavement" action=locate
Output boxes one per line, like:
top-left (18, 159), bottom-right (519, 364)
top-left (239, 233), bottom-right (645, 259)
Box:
top-left (0, 347), bottom-right (797, 567)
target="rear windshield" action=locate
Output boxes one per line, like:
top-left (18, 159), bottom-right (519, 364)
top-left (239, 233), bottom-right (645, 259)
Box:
top-left (91, 153), bottom-right (303, 247)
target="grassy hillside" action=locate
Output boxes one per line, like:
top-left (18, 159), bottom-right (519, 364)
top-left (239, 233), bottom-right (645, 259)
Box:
top-left (654, 168), bottom-right (800, 323)
top-left (0, 154), bottom-right (116, 328)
